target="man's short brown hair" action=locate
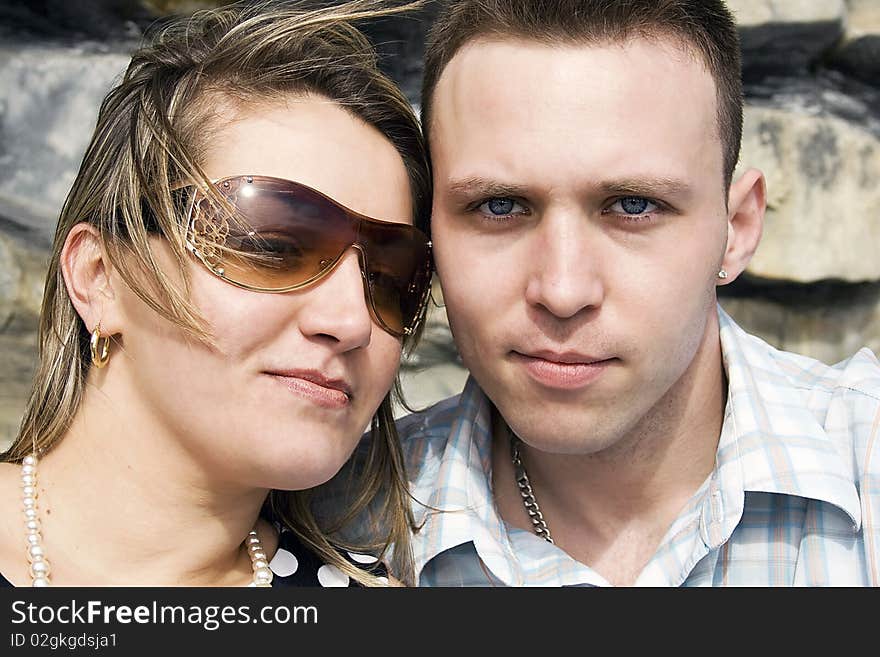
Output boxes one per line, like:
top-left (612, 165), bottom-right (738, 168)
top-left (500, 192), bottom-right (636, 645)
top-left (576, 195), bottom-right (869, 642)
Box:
top-left (421, 0), bottom-right (743, 188)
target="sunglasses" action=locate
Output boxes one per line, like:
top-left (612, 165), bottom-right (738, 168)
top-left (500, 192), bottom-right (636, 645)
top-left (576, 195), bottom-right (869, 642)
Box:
top-left (181, 175), bottom-right (432, 338)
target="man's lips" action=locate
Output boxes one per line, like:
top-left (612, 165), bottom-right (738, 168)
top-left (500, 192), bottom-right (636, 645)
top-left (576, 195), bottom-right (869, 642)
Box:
top-left (512, 350), bottom-right (616, 389)
top-left (522, 350), bottom-right (612, 365)
top-left (264, 369), bottom-right (353, 409)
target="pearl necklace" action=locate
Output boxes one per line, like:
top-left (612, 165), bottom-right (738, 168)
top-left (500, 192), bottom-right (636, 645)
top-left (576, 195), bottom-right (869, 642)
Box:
top-left (20, 454), bottom-right (273, 587)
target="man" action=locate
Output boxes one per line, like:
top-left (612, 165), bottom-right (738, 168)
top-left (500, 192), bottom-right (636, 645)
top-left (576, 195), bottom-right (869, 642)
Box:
top-left (397, 0), bottom-right (880, 586)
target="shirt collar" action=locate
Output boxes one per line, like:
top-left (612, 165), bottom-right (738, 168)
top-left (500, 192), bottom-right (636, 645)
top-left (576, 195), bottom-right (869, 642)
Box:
top-left (715, 306), bottom-right (861, 532)
top-left (409, 376), bottom-right (529, 585)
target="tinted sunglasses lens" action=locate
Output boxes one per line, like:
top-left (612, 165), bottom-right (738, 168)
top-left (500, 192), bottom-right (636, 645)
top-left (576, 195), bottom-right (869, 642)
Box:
top-left (190, 177), bottom-right (353, 289)
top-left (361, 222), bottom-right (431, 334)
top-left (188, 176), bottom-right (431, 335)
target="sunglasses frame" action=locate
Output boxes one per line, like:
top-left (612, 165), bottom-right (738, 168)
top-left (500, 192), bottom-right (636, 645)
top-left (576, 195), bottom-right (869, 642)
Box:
top-left (182, 175), bottom-right (433, 338)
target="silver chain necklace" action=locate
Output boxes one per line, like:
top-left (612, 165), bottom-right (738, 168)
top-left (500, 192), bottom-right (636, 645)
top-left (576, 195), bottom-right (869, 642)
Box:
top-left (509, 435), bottom-right (554, 544)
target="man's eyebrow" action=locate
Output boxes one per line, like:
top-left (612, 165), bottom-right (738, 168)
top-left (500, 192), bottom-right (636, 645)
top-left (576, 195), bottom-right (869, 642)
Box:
top-left (443, 177), bottom-right (532, 199)
top-left (442, 176), bottom-right (694, 203)
top-left (598, 177), bottom-right (693, 199)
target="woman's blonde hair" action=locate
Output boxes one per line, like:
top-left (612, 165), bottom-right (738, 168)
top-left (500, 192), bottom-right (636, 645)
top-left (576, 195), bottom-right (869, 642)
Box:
top-left (2, 0), bottom-right (430, 586)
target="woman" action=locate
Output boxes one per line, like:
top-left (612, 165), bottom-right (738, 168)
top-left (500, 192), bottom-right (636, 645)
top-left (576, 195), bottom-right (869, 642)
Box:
top-left (0, 0), bottom-right (431, 586)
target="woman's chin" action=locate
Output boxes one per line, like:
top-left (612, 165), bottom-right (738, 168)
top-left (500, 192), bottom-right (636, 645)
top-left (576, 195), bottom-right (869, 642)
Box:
top-left (247, 443), bottom-right (355, 492)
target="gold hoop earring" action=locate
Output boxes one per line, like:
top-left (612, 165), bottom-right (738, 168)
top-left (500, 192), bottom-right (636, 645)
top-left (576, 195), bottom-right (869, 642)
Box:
top-left (90, 323), bottom-right (111, 368)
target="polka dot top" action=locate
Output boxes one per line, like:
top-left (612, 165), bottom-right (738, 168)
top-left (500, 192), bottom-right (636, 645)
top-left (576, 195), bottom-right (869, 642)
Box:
top-left (0, 528), bottom-right (388, 587)
top-left (262, 527), bottom-right (388, 587)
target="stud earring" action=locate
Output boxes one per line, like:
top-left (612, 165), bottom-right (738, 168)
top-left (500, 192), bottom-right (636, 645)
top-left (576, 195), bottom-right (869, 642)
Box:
top-left (90, 322), bottom-right (111, 368)
top-left (717, 269), bottom-right (728, 280)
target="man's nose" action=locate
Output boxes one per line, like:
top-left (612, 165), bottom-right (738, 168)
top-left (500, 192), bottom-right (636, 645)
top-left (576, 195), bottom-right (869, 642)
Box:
top-left (524, 210), bottom-right (605, 319)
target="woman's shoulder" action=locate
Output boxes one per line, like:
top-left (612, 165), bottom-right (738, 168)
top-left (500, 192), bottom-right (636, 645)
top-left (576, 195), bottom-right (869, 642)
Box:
top-left (268, 528), bottom-right (388, 588)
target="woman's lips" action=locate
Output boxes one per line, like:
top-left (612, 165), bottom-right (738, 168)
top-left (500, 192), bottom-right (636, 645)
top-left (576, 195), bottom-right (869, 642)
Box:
top-left (512, 351), bottom-right (615, 390)
top-left (265, 370), bottom-right (352, 409)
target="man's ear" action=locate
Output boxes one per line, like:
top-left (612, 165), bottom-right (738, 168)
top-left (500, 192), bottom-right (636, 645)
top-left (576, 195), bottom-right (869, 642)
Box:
top-left (719, 167), bottom-right (766, 285)
top-left (60, 223), bottom-right (122, 335)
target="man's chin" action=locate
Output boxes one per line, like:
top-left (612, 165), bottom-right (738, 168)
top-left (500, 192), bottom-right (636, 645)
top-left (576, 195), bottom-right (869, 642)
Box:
top-left (498, 405), bottom-right (618, 455)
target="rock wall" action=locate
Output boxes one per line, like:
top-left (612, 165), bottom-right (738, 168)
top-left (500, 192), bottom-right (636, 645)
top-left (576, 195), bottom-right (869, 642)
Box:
top-left (0, 0), bottom-right (878, 447)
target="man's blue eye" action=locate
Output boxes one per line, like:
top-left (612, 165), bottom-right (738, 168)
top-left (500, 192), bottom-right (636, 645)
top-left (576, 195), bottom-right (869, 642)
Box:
top-left (475, 197), bottom-right (527, 221)
top-left (620, 197), bottom-right (649, 214)
top-left (487, 198), bottom-right (515, 215)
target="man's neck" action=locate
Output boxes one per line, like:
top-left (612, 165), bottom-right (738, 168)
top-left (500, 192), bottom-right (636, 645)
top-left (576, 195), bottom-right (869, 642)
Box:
top-left (490, 320), bottom-right (727, 585)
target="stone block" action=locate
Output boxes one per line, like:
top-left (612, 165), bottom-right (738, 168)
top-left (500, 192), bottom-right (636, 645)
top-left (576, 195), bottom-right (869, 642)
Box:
top-left (720, 290), bottom-right (880, 366)
top-left (738, 105), bottom-right (880, 283)
top-left (0, 233), bottom-right (45, 449)
top-left (727, 0), bottom-right (846, 73)
top-left (0, 44), bottom-right (130, 242)
top-left (829, 0), bottom-right (880, 84)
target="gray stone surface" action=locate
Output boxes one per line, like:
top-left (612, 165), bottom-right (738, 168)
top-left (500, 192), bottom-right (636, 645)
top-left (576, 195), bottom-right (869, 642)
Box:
top-left (841, 0), bottom-right (880, 39)
top-left (738, 105), bottom-right (880, 283)
top-left (720, 291), bottom-right (880, 366)
top-left (727, 0), bottom-right (846, 73)
top-left (728, 0), bottom-right (846, 25)
top-left (830, 0), bottom-right (880, 83)
top-left (0, 233), bottom-right (45, 448)
top-left (0, 44), bottom-right (130, 243)
top-left (0, 1), bottom-right (150, 41)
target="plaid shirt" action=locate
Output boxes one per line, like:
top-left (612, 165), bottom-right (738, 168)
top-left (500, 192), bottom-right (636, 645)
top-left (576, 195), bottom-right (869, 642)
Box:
top-left (396, 306), bottom-right (880, 586)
